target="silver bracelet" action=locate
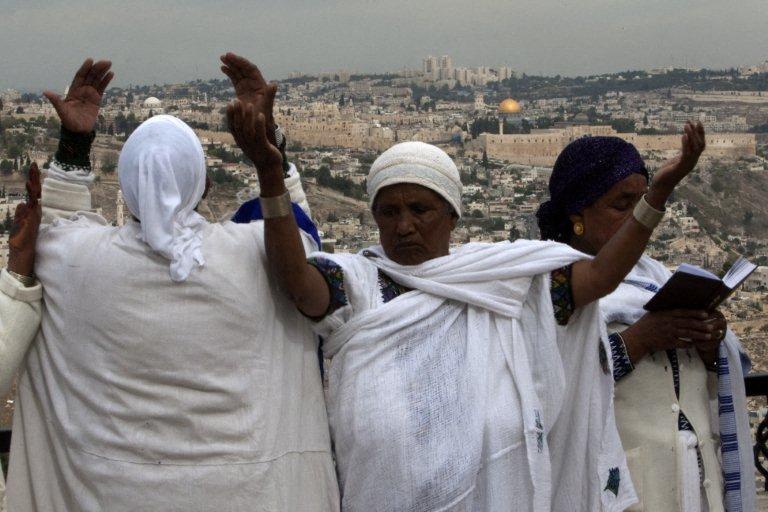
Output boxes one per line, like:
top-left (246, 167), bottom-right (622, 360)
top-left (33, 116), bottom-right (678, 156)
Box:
top-left (7, 269), bottom-right (35, 287)
top-left (260, 191), bottom-right (292, 219)
top-left (633, 194), bottom-right (665, 230)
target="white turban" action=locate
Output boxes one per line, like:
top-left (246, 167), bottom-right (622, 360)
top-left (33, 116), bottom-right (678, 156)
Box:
top-left (367, 141), bottom-right (463, 218)
top-left (118, 115), bottom-right (207, 282)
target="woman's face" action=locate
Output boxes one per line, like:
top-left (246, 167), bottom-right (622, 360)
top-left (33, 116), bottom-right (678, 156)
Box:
top-left (373, 183), bottom-right (457, 265)
top-left (569, 174), bottom-right (648, 255)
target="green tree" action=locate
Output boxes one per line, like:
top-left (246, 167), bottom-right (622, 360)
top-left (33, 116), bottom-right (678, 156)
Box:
top-left (0, 160), bottom-right (12, 175)
top-left (101, 153), bottom-right (117, 174)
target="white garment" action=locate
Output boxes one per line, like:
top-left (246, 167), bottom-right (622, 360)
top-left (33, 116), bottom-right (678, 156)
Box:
top-left (366, 141), bottom-right (463, 217)
top-left (235, 164), bottom-right (312, 219)
top-left (0, 169), bottom-right (90, 510)
top-left (118, 115), bottom-right (207, 282)
top-left (7, 216), bottom-right (339, 511)
top-left (0, 270), bottom-right (42, 512)
top-left (0, 270), bottom-right (42, 396)
top-left (601, 255), bottom-right (754, 512)
top-left (313, 241), bottom-right (636, 512)
top-left (677, 430), bottom-right (702, 512)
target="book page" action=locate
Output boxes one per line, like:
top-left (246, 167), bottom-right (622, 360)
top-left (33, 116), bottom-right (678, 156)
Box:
top-left (723, 257), bottom-right (758, 289)
top-left (676, 263), bottom-right (719, 281)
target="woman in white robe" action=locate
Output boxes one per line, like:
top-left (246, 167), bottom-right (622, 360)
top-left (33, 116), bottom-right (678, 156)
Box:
top-left (1, 59), bottom-right (339, 512)
top-left (537, 133), bottom-right (754, 511)
top-left (226, 57), bottom-right (707, 512)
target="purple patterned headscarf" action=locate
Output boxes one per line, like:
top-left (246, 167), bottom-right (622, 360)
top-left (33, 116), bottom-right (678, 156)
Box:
top-left (537, 136), bottom-right (648, 242)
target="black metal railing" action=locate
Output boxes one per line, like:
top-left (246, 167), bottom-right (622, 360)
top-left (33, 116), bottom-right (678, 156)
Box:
top-left (746, 373), bottom-right (768, 491)
top-left (0, 429), bottom-right (9, 454)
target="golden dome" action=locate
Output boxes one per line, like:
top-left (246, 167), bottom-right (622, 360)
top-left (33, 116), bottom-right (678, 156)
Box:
top-left (499, 98), bottom-right (522, 114)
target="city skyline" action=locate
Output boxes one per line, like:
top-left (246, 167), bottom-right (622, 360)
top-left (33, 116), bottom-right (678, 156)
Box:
top-left (1, 0), bottom-right (766, 91)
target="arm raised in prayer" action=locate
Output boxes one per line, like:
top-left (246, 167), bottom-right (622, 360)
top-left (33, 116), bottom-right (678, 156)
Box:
top-left (42, 59), bottom-right (114, 219)
top-left (1, 165), bottom-right (43, 395)
top-left (227, 88), bottom-right (330, 317)
top-left (570, 121), bottom-right (706, 307)
top-left (222, 53), bottom-right (313, 218)
top-left (44, 58), bottom-right (114, 135)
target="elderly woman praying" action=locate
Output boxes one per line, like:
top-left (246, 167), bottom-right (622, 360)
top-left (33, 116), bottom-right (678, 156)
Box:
top-left (538, 132), bottom-right (754, 512)
top-left (1, 58), bottom-right (339, 511)
top-left (227, 54), bottom-right (705, 512)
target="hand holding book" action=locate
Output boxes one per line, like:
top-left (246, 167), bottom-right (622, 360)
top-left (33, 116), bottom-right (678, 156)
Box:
top-left (644, 257), bottom-right (757, 312)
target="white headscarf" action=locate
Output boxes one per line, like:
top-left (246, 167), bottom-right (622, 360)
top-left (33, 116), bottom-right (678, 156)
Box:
top-left (118, 115), bottom-right (207, 282)
top-left (367, 141), bottom-right (463, 218)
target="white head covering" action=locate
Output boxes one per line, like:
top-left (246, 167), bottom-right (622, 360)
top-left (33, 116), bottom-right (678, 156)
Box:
top-left (118, 115), bottom-right (207, 282)
top-left (367, 141), bottom-right (463, 218)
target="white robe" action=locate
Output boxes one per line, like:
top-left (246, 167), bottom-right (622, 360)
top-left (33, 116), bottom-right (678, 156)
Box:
top-left (6, 169), bottom-right (340, 511)
top-left (600, 255), bottom-right (754, 512)
top-left (313, 241), bottom-right (637, 512)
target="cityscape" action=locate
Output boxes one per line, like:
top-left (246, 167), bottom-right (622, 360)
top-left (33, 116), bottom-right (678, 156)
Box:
top-left (2, 53), bottom-right (768, 490)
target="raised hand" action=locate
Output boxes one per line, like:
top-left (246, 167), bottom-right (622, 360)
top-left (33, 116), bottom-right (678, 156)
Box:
top-left (43, 58), bottom-right (114, 134)
top-left (220, 53), bottom-right (278, 143)
top-left (8, 163), bottom-right (42, 278)
top-left (651, 121), bottom-right (706, 193)
top-left (227, 100), bottom-right (283, 175)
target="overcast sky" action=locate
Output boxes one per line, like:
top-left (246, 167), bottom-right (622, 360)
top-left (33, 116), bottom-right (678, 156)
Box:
top-left (1, 0), bottom-right (766, 91)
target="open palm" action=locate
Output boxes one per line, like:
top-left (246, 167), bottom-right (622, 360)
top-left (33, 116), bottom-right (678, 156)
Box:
top-left (220, 53), bottom-right (277, 141)
top-left (44, 58), bottom-right (114, 134)
top-left (653, 121), bottom-right (706, 190)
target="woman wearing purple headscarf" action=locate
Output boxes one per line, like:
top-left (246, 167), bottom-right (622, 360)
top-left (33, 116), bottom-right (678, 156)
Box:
top-left (538, 125), bottom-right (754, 512)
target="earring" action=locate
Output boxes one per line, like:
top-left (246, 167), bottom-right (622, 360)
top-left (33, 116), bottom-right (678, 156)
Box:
top-left (573, 222), bottom-right (584, 236)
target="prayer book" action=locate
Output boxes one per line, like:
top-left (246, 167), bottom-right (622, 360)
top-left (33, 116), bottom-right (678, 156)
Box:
top-left (644, 256), bottom-right (757, 312)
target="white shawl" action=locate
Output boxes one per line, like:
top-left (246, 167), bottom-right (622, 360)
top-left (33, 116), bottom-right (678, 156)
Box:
top-left (600, 255), bottom-right (754, 511)
top-left (316, 240), bottom-right (636, 511)
top-left (118, 115), bottom-right (207, 282)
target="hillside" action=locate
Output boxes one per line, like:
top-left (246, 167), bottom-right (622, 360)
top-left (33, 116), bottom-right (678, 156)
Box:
top-left (677, 167), bottom-right (768, 252)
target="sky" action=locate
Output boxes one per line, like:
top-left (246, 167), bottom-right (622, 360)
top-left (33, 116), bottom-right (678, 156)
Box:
top-left (1, 0), bottom-right (766, 91)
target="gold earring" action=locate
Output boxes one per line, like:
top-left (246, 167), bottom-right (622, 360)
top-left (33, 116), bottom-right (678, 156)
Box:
top-left (573, 222), bottom-right (584, 236)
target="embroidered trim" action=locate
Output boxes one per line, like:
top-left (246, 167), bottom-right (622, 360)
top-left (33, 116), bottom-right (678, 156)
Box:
top-left (550, 264), bottom-right (575, 326)
top-left (378, 271), bottom-right (411, 303)
top-left (608, 332), bottom-right (634, 381)
top-left (307, 257), bottom-right (348, 318)
top-left (54, 126), bottom-right (95, 170)
top-left (604, 467), bottom-right (621, 496)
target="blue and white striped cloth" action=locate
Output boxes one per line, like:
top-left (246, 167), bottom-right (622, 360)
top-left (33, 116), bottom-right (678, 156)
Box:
top-left (718, 341), bottom-right (743, 511)
top-left (608, 256), bottom-right (754, 511)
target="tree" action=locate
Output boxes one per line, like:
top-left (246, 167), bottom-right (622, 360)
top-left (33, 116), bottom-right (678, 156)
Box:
top-left (7, 145), bottom-right (22, 160)
top-left (609, 118), bottom-right (635, 133)
top-left (101, 153), bottom-right (117, 174)
top-left (481, 150), bottom-right (489, 172)
top-left (0, 160), bottom-right (12, 175)
top-left (115, 112), bottom-right (128, 135)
